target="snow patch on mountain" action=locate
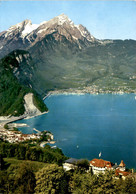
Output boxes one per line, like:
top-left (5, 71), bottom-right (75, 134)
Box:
top-left (4, 20), bottom-right (39, 39)
top-left (56, 13), bottom-right (74, 26)
top-left (77, 26), bottom-right (86, 36)
top-left (21, 23), bottom-right (39, 38)
top-left (76, 24), bottom-right (94, 42)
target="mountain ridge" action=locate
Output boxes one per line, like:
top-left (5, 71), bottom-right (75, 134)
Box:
top-left (0, 14), bottom-right (97, 59)
top-left (0, 14), bottom-right (136, 97)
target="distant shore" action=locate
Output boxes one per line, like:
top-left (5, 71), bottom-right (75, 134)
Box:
top-left (43, 87), bottom-right (136, 100)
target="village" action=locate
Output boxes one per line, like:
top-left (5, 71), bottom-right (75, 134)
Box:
top-left (48, 84), bottom-right (136, 96)
top-left (0, 124), bottom-right (136, 182)
top-left (0, 125), bottom-right (54, 144)
top-left (63, 157), bottom-right (135, 180)
top-left (0, 120), bottom-right (135, 182)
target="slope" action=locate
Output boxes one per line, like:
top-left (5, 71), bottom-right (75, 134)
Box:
top-left (29, 36), bottom-right (136, 93)
top-left (0, 50), bottom-right (48, 116)
top-left (0, 14), bottom-right (136, 95)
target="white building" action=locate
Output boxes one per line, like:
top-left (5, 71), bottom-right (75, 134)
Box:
top-left (90, 158), bottom-right (114, 174)
top-left (63, 158), bottom-right (79, 171)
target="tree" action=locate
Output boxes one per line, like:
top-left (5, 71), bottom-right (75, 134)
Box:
top-left (69, 170), bottom-right (117, 194)
top-left (35, 164), bottom-right (68, 194)
top-left (119, 177), bottom-right (136, 193)
top-left (93, 171), bottom-right (116, 194)
top-left (13, 162), bottom-right (36, 194)
top-left (76, 159), bottom-right (90, 171)
top-left (0, 154), bottom-right (5, 170)
top-left (0, 171), bottom-right (9, 193)
top-left (68, 170), bottom-right (95, 194)
top-left (4, 124), bottom-right (9, 129)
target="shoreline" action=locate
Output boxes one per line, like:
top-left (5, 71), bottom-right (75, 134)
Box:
top-left (43, 89), bottom-right (136, 100)
top-left (24, 110), bottom-right (49, 120)
top-left (0, 111), bottom-right (48, 128)
top-left (1, 89), bottom-right (135, 127)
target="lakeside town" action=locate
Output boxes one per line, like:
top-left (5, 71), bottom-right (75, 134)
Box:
top-left (45, 85), bottom-right (136, 98)
top-left (0, 89), bottom-right (135, 183)
top-left (0, 118), bottom-right (136, 183)
top-left (0, 123), bottom-right (135, 181)
top-left (0, 123), bottom-right (55, 146)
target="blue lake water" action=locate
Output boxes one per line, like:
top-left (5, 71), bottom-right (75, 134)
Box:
top-left (16, 94), bottom-right (136, 169)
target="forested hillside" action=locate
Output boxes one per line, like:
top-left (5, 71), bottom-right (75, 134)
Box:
top-left (0, 50), bottom-right (47, 116)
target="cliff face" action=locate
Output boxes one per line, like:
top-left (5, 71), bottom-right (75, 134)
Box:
top-left (24, 93), bottom-right (41, 115)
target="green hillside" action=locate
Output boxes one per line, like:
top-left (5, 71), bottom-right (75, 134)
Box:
top-left (0, 154), bottom-right (136, 193)
top-left (29, 37), bottom-right (136, 93)
top-left (0, 50), bottom-right (48, 116)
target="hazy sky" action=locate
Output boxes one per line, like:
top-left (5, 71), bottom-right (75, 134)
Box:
top-left (0, 1), bottom-right (136, 40)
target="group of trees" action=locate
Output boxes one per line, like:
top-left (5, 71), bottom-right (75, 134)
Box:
top-left (68, 170), bottom-right (136, 194)
top-left (0, 162), bottom-right (36, 193)
top-left (0, 140), bottom-right (67, 165)
top-left (0, 160), bottom-right (136, 194)
top-left (0, 140), bottom-right (136, 193)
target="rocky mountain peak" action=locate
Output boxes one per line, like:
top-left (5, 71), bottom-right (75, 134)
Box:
top-left (76, 24), bottom-right (95, 42)
top-left (3, 19), bottom-right (39, 40)
top-left (54, 13), bottom-right (74, 25)
top-left (22, 19), bottom-right (32, 26)
top-left (0, 14), bottom-right (96, 59)
top-left (7, 19), bottom-right (32, 32)
top-left (38, 13), bottom-right (74, 29)
top-left (34, 14), bottom-right (95, 45)
top-left (21, 20), bottom-right (39, 38)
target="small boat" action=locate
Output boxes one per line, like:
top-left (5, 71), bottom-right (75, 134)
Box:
top-left (135, 96), bottom-right (136, 100)
top-left (77, 145), bottom-right (79, 149)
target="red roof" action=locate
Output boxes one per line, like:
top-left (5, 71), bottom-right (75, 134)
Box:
top-left (21, 134), bottom-right (28, 137)
top-left (90, 158), bottom-right (113, 168)
top-left (119, 160), bottom-right (125, 167)
top-left (18, 137), bottom-right (24, 141)
top-left (115, 169), bottom-right (130, 177)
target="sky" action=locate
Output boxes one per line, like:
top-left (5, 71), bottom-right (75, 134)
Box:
top-left (0, 0), bottom-right (136, 40)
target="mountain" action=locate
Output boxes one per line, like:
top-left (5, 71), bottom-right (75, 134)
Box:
top-left (0, 14), bottom-right (96, 59)
top-left (0, 14), bottom-right (136, 96)
top-left (0, 50), bottom-right (48, 116)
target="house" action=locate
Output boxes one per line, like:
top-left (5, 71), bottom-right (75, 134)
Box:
top-left (115, 169), bottom-right (130, 180)
top-left (118, 160), bottom-right (126, 171)
top-left (90, 158), bottom-right (131, 179)
top-left (114, 160), bottom-right (130, 179)
top-left (63, 158), bottom-right (79, 171)
top-left (90, 158), bottom-right (114, 174)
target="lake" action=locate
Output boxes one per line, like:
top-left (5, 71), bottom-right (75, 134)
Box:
top-left (16, 94), bottom-right (136, 169)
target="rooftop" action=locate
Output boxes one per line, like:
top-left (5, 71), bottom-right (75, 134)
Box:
top-left (65, 158), bottom-right (79, 165)
top-left (90, 158), bottom-right (113, 168)
top-left (115, 169), bottom-right (130, 177)
top-left (119, 160), bottom-right (126, 167)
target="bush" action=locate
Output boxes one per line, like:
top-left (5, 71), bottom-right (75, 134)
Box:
top-left (4, 124), bottom-right (9, 129)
